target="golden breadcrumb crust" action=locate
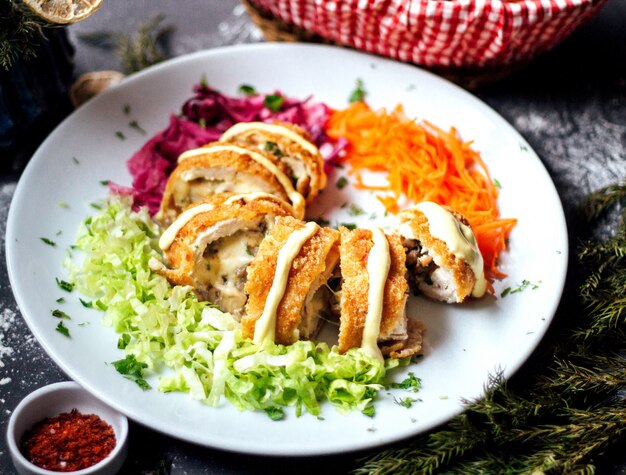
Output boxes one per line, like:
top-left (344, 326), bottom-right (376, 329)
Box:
top-left (398, 206), bottom-right (476, 302)
top-left (337, 228), bottom-right (409, 354)
top-left (380, 319), bottom-right (426, 358)
top-left (242, 216), bottom-right (340, 345)
top-left (156, 144), bottom-right (293, 225)
top-left (155, 193), bottom-right (293, 289)
top-left (221, 121), bottom-right (326, 202)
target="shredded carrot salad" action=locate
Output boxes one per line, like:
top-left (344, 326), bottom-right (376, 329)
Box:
top-left (325, 101), bottom-right (517, 283)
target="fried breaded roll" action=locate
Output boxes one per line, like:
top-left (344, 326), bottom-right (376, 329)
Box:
top-left (155, 143), bottom-right (305, 226)
top-left (150, 192), bottom-right (294, 318)
top-left (242, 216), bottom-right (340, 346)
top-left (397, 201), bottom-right (487, 303)
top-left (220, 121), bottom-right (326, 203)
top-left (337, 227), bottom-right (424, 361)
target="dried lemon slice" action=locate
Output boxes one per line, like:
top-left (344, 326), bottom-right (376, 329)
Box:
top-left (21, 0), bottom-right (103, 25)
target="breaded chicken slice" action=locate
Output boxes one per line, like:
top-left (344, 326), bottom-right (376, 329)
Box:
top-left (397, 201), bottom-right (487, 303)
top-left (242, 216), bottom-right (340, 345)
top-left (156, 142), bottom-right (305, 226)
top-left (220, 121), bottom-right (326, 203)
top-left (150, 192), bottom-right (294, 318)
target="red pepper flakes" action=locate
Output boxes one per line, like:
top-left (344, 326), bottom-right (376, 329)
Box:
top-left (20, 408), bottom-right (116, 472)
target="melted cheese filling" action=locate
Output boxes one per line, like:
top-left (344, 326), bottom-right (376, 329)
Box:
top-left (360, 228), bottom-right (390, 362)
top-left (416, 201), bottom-right (487, 298)
top-left (253, 222), bottom-right (318, 344)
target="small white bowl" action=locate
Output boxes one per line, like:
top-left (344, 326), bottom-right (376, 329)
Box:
top-left (6, 381), bottom-right (129, 475)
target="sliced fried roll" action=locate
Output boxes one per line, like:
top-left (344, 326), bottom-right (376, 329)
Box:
top-left (220, 121), bottom-right (327, 203)
top-left (397, 201), bottom-right (487, 303)
top-left (150, 192), bottom-right (294, 318)
top-left (337, 227), bottom-right (424, 360)
top-left (156, 143), bottom-right (305, 226)
top-left (242, 216), bottom-right (340, 346)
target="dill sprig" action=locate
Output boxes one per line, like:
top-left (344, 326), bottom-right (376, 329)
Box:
top-left (0, 1), bottom-right (52, 70)
top-left (77, 14), bottom-right (174, 74)
top-left (355, 185), bottom-right (626, 474)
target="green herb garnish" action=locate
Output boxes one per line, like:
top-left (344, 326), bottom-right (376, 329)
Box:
top-left (123, 104), bottom-right (131, 115)
top-left (313, 216), bottom-right (330, 227)
top-left (349, 79), bottom-right (366, 103)
top-left (55, 278), bottom-right (74, 292)
top-left (112, 354), bottom-right (151, 390)
top-left (494, 178), bottom-right (502, 189)
top-left (100, 180), bottom-right (110, 186)
top-left (115, 131), bottom-right (126, 140)
top-left (390, 372), bottom-right (422, 392)
top-left (264, 94), bottom-right (284, 112)
top-left (339, 222), bottom-right (357, 231)
top-left (117, 333), bottom-right (131, 349)
top-left (362, 404), bottom-right (376, 417)
top-left (55, 297), bottom-right (65, 303)
top-left (55, 321), bottom-right (70, 337)
top-left (238, 84), bottom-right (257, 96)
top-left (52, 309), bottom-right (71, 319)
top-left (79, 298), bottom-right (93, 308)
top-left (129, 120), bottom-right (146, 135)
top-left (336, 176), bottom-right (348, 189)
top-left (348, 203), bottom-right (366, 216)
top-left (394, 396), bottom-right (419, 408)
top-left (40, 237), bottom-right (56, 247)
top-left (264, 141), bottom-right (283, 157)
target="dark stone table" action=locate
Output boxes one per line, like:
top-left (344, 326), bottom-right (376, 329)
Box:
top-left (1, 0), bottom-right (624, 473)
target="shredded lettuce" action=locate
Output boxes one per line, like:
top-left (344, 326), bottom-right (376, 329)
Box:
top-left (68, 196), bottom-right (405, 418)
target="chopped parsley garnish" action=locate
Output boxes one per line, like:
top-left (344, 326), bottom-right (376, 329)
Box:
top-left (40, 237), bottom-right (56, 247)
top-left (501, 279), bottom-right (541, 298)
top-left (72, 156), bottom-right (80, 165)
top-left (390, 372), bottom-right (422, 392)
top-left (129, 120), bottom-right (146, 135)
top-left (238, 84), bottom-right (257, 96)
top-left (112, 354), bottom-right (151, 390)
top-left (520, 143), bottom-right (529, 152)
top-left (117, 333), bottom-right (131, 349)
top-left (52, 309), bottom-right (71, 319)
top-left (339, 222), bottom-right (357, 231)
top-left (369, 212), bottom-right (377, 221)
top-left (55, 297), bottom-right (65, 303)
top-left (349, 78), bottom-right (366, 103)
top-left (264, 94), bottom-right (284, 112)
top-left (55, 321), bottom-right (70, 337)
top-left (79, 298), bottom-right (93, 308)
top-left (394, 396), bottom-right (420, 408)
top-left (348, 203), bottom-right (366, 216)
top-left (94, 300), bottom-right (107, 311)
top-left (56, 278), bottom-right (74, 292)
top-left (264, 141), bottom-right (283, 157)
top-left (362, 404), bottom-right (376, 417)
top-left (100, 180), bottom-right (110, 186)
top-left (58, 201), bottom-right (69, 209)
top-left (123, 104), bottom-right (131, 115)
top-left (90, 202), bottom-right (103, 210)
top-left (264, 406), bottom-right (285, 421)
top-left (336, 176), bottom-right (348, 189)
top-left (115, 131), bottom-right (126, 140)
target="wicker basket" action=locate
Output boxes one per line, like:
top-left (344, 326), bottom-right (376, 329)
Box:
top-left (241, 0), bottom-right (608, 88)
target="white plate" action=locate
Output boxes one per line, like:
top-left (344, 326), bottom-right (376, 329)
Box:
top-left (6, 43), bottom-right (568, 456)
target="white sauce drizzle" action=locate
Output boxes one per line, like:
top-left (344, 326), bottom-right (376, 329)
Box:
top-left (159, 203), bottom-right (215, 251)
top-left (253, 222), bottom-right (318, 344)
top-left (177, 144), bottom-right (305, 217)
top-left (219, 122), bottom-right (319, 156)
top-left (416, 202), bottom-right (487, 298)
top-left (360, 228), bottom-right (390, 362)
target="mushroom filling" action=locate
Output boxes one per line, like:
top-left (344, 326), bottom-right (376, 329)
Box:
top-left (401, 237), bottom-right (438, 295)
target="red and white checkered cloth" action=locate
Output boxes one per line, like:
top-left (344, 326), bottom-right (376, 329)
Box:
top-left (249, 0), bottom-right (608, 68)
